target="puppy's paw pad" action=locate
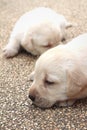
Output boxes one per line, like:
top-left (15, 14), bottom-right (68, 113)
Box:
top-left (59, 100), bottom-right (75, 107)
top-left (3, 47), bottom-right (17, 58)
top-left (59, 101), bottom-right (68, 107)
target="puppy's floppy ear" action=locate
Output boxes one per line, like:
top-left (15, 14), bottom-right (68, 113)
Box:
top-left (21, 33), bottom-right (33, 51)
top-left (66, 68), bottom-right (87, 98)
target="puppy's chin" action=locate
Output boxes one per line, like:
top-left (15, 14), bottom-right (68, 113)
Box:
top-left (32, 97), bottom-right (55, 108)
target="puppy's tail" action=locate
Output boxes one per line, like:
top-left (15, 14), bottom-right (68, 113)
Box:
top-left (65, 22), bottom-right (77, 29)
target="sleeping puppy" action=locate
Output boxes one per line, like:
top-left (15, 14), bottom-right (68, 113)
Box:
top-left (3, 7), bottom-right (72, 58)
top-left (29, 33), bottom-right (87, 108)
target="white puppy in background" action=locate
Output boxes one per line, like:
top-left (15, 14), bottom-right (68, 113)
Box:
top-left (29, 33), bottom-right (87, 108)
top-left (3, 7), bottom-right (72, 58)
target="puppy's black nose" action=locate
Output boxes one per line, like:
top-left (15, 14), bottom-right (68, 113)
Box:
top-left (29, 94), bottom-right (35, 102)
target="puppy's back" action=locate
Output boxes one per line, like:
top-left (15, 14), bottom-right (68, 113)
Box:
top-left (66, 33), bottom-right (87, 51)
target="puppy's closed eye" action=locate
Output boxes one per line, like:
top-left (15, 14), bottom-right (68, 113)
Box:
top-left (41, 42), bottom-right (53, 48)
top-left (44, 74), bottom-right (59, 87)
top-left (45, 80), bottom-right (55, 85)
top-left (42, 44), bottom-right (52, 48)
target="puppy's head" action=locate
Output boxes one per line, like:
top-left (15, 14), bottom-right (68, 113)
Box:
top-left (24, 23), bottom-right (62, 56)
top-left (29, 46), bottom-right (67, 108)
top-left (29, 45), bottom-right (87, 108)
top-left (29, 68), bottom-right (67, 108)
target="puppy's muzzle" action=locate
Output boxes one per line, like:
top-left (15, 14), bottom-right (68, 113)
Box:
top-left (28, 94), bottom-right (35, 102)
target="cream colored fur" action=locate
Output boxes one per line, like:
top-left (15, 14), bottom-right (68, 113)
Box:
top-left (29, 33), bottom-right (87, 108)
top-left (3, 7), bottom-right (72, 58)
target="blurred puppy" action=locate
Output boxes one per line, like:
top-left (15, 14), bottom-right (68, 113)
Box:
top-left (29, 33), bottom-right (87, 108)
top-left (3, 7), bottom-right (72, 58)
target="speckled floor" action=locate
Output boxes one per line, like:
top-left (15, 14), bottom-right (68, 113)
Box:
top-left (0, 0), bottom-right (87, 130)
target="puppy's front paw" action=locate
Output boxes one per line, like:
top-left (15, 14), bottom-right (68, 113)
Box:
top-left (29, 71), bottom-right (35, 81)
top-left (59, 100), bottom-right (75, 107)
top-left (3, 46), bottom-right (18, 58)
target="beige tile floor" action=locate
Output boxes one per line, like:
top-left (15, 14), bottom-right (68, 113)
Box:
top-left (0, 0), bottom-right (87, 129)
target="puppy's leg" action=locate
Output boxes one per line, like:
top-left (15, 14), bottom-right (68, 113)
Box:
top-left (29, 71), bottom-right (35, 81)
top-left (59, 100), bottom-right (76, 107)
top-left (3, 37), bottom-right (20, 58)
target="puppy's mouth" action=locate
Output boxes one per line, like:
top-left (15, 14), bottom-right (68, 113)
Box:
top-left (31, 96), bottom-right (54, 108)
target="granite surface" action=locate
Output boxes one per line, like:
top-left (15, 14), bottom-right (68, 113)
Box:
top-left (0, 0), bottom-right (87, 130)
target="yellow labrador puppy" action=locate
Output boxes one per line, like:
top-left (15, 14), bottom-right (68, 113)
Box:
top-left (29, 33), bottom-right (87, 108)
top-left (3, 7), bottom-right (72, 58)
